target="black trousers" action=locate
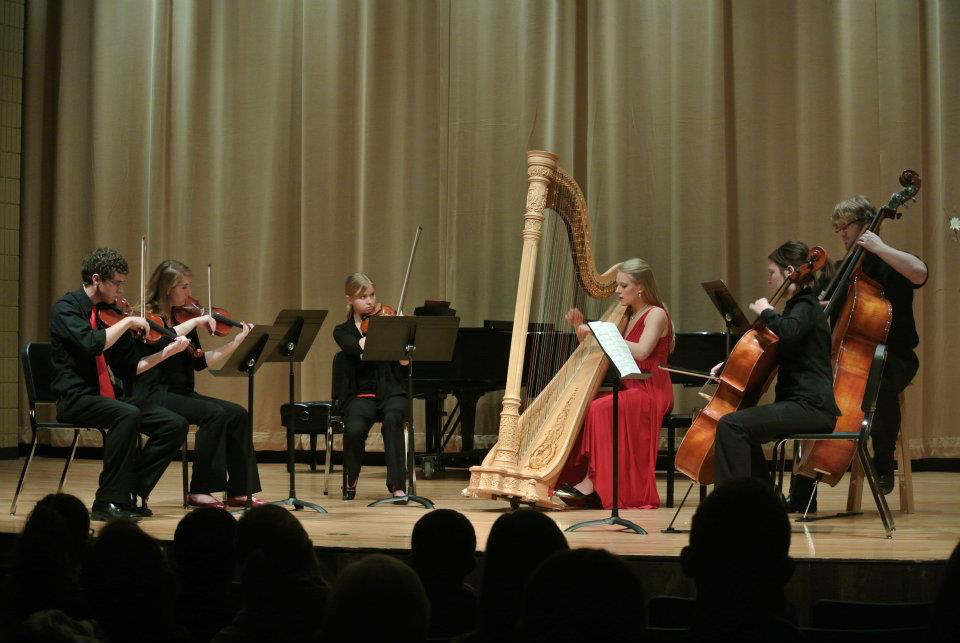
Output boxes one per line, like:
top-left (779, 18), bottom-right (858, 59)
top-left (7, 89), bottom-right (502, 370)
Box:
top-left (160, 391), bottom-right (261, 496)
top-left (715, 401), bottom-right (836, 485)
top-left (870, 350), bottom-right (919, 473)
top-left (57, 394), bottom-right (188, 505)
top-left (343, 395), bottom-right (408, 491)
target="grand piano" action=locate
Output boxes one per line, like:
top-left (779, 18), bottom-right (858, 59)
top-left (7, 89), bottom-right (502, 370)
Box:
top-left (411, 317), bottom-right (736, 478)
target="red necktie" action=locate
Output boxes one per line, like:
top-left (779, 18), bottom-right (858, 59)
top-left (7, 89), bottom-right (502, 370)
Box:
top-left (89, 307), bottom-right (115, 399)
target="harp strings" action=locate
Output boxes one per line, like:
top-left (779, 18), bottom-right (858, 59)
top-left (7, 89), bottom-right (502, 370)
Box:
top-left (522, 179), bottom-right (604, 416)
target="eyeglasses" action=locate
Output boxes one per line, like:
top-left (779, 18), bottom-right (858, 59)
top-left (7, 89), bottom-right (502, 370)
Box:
top-left (833, 218), bottom-right (865, 234)
top-left (103, 278), bottom-right (127, 289)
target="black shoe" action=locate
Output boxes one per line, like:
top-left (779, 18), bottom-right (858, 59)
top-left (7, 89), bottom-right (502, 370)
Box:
top-left (555, 484), bottom-right (603, 509)
top-left (877, 472), bottom-right (895, 495)
top-left (786, 494), bottom-right (817, 514)
top-left (128, 494), bottom-right (153, 518)
top-left (342, 478), bottom-right (358, 501)
top-left (91, 500), bottom-right (142, 522)
top-left (786, 475), bottom-right (817, 513)
top-left (128, 504), bottom-right (153, 518)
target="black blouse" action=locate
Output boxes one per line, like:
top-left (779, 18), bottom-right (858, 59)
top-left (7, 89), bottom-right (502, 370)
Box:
top-left (332, 315), bottom-right (406, 406)
top-left (759, 287), bottom-right (841, 416)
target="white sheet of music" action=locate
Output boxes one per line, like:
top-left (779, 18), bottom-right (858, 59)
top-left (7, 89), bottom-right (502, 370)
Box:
top-left (587, 321), bottom-right (648, 379)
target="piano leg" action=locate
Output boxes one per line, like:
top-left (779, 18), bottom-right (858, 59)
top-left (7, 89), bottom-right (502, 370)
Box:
top-left (424, 393), bottom-right (444, 455)
top-left (456, 390), bottom-right (480, 452)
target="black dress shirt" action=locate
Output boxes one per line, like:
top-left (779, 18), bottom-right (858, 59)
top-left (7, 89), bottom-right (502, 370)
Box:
top-left (49, 289), bottom-right (139, 405)
top-left (759, 287), bottom-right (841, 416)
top-left (860, 253), bottom-right (925, 355)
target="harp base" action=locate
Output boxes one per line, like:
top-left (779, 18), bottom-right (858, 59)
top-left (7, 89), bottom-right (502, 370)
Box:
top-left (462, 465), bottom-right (561, 509)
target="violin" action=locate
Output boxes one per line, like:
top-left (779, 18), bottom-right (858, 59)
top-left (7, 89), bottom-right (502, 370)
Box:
top-left (172, 296), bottom-right (244, 336)
top-left (359, 303), bottom-right (397, 336)
top-left (97, 296), bottom-right (203, 357)
top-left (673, 246), bottom-right (828, 485)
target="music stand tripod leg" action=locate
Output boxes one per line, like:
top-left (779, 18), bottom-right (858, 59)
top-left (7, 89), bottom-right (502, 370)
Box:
top-left (369, 344), bottom-right (434, 509)
top-left (274, 353), bottom-right (327, 513)
top-left (566, 373), bottom-right (645, 534)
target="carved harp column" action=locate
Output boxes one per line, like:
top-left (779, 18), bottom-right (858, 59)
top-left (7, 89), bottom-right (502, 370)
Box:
top-left (464, 150), bottom-right (624, 508)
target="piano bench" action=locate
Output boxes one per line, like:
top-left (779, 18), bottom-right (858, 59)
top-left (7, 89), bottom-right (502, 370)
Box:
top-left (661, 413), bottom-right (694, 508)
top-left (280, 403), bottom-right (343, 495)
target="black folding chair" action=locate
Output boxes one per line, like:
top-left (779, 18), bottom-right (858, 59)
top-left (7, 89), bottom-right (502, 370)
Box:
top-left (10, 342), bottom-right (102, 515)
top-left (773, 344), bottom-right (895, 537)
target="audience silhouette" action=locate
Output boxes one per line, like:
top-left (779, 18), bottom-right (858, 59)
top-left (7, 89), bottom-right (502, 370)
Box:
top-left (931, 539), bottom-right (960, 642)
top-left (323, 553), bottom-right (430, 642)
top-left (213, 504), bottom-right (328, 643)
top-left (81, 519), bottom-right (181, 643)
top-left (456, 509), bottom-right (569, 642)
top-left (680, 477), bottom-right (801, 642)
top-left (410, 508), bottom-right (478, 638)
top-left (519, 547), bottom-right (645, 642)
top-left (5, 493), bottom-right (90, 623)
top-left (172, 507), bottom-right (239, 643)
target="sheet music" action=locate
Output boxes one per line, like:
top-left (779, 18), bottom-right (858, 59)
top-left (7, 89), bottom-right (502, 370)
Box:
top-left (587, 321), bottom-right (646, 378)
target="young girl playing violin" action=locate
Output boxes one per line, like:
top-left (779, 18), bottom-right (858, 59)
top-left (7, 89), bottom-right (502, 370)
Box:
top-left (144, 259), bottom-right (264, 509)
top-left (333, 273), bottom-right (409, 501)
top-left (712, 241), bottom-right (840, 485)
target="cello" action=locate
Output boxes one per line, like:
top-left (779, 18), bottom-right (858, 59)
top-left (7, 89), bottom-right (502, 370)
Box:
top-left (796, 170), bottom-right (921, 485)
top-left (673, 246), bottom-right (828, 485)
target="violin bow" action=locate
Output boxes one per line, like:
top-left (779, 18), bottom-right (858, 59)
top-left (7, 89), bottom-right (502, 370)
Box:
top-left (140, 236), bottom-right (147, 318)
top-left (207, 264), bottom-right (213, 315)
top-left (395, 225), bottom-right (423, 316)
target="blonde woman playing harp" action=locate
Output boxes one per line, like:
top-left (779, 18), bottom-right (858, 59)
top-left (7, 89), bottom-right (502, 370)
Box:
top-left (554, 259), bottom-right (674, 509)
top-left (465, 151), bottom-right (673, 509)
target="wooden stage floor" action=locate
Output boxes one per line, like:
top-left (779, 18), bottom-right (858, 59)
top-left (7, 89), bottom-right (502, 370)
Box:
top-left (1, 456), bottom-right (957, 564)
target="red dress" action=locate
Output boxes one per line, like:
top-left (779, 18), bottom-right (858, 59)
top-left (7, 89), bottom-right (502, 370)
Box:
top-left (556, 308), bottom-right (674, 509)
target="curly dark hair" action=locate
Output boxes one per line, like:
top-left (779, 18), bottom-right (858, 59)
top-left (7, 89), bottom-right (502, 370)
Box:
top-left (80, 248), bottom-right (129, 285)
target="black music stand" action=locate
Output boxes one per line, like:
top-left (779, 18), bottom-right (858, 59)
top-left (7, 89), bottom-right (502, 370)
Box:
top-left (701, 280), bottom-right (751, 357)
top-left (264, 309), bottom-right (328, 513)
top-left (566, 322), bottom-right (650, 535)
top-left (363, 315), bottom-right (460, 509)
top-left (210, 325), bottom-right (283, 512)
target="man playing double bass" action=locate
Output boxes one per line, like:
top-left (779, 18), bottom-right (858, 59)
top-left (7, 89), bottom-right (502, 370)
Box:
top-left (790, 196), bottom-right (927, 509)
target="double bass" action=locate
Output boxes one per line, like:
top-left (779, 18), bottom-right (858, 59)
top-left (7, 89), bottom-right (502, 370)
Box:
top-left (796, 170), bottom-right (921, 485)
top-left (673, 246), bottom-right (828, 485)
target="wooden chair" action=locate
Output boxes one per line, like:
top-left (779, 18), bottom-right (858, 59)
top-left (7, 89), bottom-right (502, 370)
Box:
top-left (846, 391), bottom-right (914, 514)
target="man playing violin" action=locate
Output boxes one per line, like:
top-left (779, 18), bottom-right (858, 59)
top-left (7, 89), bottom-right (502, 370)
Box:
top-left (144, 259), bottom-right (263, 509)
top-left (49, 248), bottom-right (191, 521)
top-left (713, 241), bottom-right (840, 486)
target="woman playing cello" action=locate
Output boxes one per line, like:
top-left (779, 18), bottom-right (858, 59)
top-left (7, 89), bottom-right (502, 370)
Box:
top-left (713, 241), bottom-right (840, 484)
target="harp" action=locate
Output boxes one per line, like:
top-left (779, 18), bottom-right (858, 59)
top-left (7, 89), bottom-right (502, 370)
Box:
top-left (463, 150), bottom-right (625, 508)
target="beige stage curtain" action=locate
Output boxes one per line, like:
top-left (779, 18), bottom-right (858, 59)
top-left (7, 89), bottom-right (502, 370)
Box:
top-left (22, 0), bottom-right (960, 457)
